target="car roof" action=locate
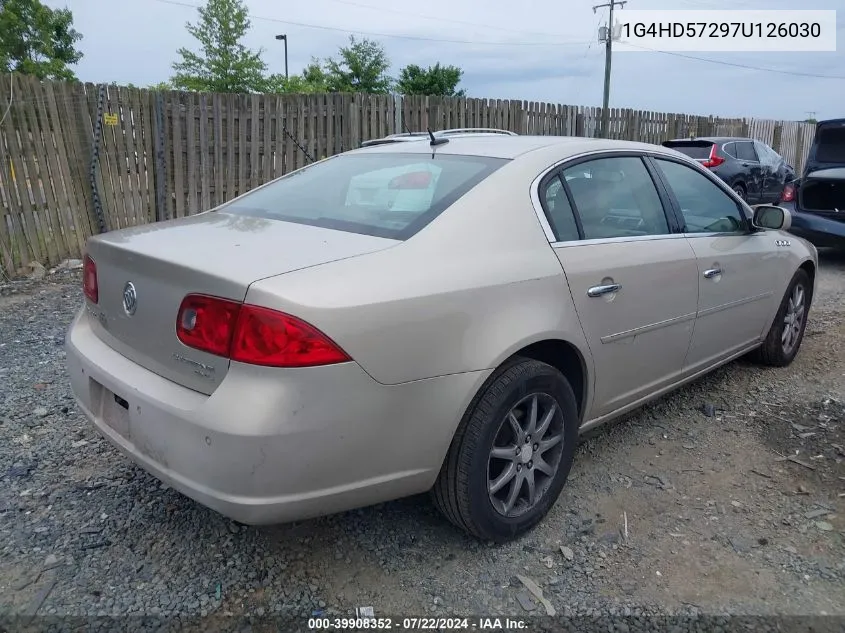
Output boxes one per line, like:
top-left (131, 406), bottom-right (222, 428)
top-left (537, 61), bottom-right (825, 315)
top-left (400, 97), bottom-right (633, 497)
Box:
top-left (348, 135), bottom-right (671, 160)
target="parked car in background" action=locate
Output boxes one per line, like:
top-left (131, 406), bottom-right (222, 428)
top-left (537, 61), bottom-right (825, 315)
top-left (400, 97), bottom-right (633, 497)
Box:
top-left (662, 137), bottom-right (792, 205)
top-left (784, 118), bottom-right (845, 249)
top-left (66, 133), bottom-right (817, 542)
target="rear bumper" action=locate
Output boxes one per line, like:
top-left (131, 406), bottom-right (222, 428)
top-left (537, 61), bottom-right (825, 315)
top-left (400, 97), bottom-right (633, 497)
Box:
top-left (65, 307), bottom-right (488, 524)
top-left (786, 207), bottom-right (845, 249)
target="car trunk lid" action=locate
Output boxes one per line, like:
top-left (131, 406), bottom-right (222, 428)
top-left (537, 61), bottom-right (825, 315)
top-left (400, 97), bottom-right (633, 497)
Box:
top-left (84, 212), bottom-right (397, 394)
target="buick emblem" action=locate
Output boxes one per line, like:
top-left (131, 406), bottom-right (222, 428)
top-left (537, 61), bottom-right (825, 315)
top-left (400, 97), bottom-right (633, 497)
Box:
top-left (122, 282), bottom-right (138, 316)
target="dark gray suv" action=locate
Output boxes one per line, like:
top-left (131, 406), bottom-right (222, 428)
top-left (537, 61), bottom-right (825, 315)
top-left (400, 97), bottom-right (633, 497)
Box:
top-left (662, 137), bottom-right (794, 205)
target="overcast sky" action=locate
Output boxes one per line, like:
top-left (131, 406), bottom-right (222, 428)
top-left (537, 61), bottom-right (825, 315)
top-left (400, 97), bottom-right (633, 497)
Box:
top-left (49, 0), bottom-right (843, 121)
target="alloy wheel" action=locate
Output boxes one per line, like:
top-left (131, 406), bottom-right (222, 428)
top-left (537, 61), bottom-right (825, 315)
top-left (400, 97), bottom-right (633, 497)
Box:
top-left (487, 392), bottom-right (565, 518)
top-left (781, 282), bottom-right (806, 355)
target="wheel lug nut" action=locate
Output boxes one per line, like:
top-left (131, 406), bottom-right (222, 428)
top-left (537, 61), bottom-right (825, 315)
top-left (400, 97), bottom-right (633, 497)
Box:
top-left (533, 444), bottom-right (539, 450)
top-left (517, 464), bottom-right (522, 471)
top-left (528, 461), bottom-right (533, 469)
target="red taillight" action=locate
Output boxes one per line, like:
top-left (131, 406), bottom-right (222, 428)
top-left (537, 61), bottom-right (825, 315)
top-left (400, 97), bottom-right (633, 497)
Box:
top-left (231, 305), bottom-right (351, 367)
top-left (782, 183), bottom-right (795, 202)
top-left (176, 294), bottom-right (241, 357)
top-left (175, 294), bottom-right (350, 368)
top-left (702, 145), bottom-right (725, 168)
top-left (83, 255), bottom-right (98, 304)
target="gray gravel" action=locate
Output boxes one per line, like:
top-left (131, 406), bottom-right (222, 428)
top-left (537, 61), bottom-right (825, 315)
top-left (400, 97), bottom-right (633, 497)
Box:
top-left (2, 252), bottom-right (844, 630)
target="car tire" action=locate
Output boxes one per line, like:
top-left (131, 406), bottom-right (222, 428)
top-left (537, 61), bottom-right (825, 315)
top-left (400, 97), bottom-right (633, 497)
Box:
top-left (751, 269), bottom-right (811, 367)
top-left (733, 183), bottom-right (747, 201)
top-left (431, 358), bottom-right (579, 542)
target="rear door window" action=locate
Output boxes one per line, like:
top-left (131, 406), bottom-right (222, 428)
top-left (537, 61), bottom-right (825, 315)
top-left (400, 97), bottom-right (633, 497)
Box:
top-left (562, 156), bottom-right (670, 240)
top-left (723, 142), bottom-right (737, 158)
top-left (735, 142), bottom-right (759, 162)
top-left (222, 153), bottom-right (507, 240)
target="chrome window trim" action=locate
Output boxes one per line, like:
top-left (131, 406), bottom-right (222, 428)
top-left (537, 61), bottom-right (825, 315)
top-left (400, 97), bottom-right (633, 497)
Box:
top-left (550, 233), bottom-right (686, 248)
top-left (529, 147), bottom-right (727, 246)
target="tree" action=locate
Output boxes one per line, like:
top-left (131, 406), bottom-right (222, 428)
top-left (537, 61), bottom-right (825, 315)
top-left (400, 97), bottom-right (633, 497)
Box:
top-left (395, 63), bottom-right (465, 97)
top-left (263, 59), bottom-right (328, 94)
top-left (0, 0), bottom-right (83, 80)
top-left (171, 0), bottom-right (267, 93)
top-left (323, 36), bottom-right (391, 94)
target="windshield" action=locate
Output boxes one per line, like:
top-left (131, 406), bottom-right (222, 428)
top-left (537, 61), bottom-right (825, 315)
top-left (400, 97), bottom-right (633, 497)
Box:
top-left (221, 153), bottom-right (508, 240)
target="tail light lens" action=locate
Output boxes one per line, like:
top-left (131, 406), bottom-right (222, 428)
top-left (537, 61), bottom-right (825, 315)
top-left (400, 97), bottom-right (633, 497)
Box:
top-left (176, 294), bottom-right (350, 368)
top-left (176, 294), bottom-right (241, 357)
top-left (83, 255), bottom-right (98, 304)
top-left (781, 183), bottom-right (795, 202)
top-left (702, 145), bottom-right (725, 168)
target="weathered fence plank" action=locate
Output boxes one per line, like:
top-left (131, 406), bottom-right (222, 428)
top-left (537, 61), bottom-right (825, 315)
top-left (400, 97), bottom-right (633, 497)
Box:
top-left (0, 76), bottom-right (820, 275)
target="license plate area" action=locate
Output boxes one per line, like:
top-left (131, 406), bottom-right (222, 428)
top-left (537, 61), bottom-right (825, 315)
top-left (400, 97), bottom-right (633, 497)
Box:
top-left (90, 379), bottom-right (130, 439)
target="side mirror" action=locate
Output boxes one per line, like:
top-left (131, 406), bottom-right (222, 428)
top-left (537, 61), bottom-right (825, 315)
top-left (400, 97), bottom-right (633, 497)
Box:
top-left (751, 204), bottom-right (792, 231)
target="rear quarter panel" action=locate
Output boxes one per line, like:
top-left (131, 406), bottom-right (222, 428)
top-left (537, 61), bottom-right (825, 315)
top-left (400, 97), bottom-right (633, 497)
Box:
top-left (245, 157), bottom-right (595, 388)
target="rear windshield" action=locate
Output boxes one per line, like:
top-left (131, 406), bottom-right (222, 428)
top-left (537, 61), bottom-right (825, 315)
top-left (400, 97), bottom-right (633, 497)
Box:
top-left (220, 153), bottom-right (508, 240)
top-left (814, 126), bottom-right (845, 164)
top-left (662, 142), bottom-right (714, 159)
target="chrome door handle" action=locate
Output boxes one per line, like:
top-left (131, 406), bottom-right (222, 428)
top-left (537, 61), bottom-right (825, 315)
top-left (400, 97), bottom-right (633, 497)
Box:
top-left (703, 268), bottom-right (722, 279)
top-left (587, 283), bottom-right (620, 297)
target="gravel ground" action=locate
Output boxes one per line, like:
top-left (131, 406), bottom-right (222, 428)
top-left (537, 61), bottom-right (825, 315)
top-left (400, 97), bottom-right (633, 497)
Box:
top-left (1, 252), bottom-right (844, 631)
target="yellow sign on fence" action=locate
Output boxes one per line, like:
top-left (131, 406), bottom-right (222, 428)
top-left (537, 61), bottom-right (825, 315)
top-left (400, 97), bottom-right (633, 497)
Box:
top-left (103, 113), bottom-right (118, 126)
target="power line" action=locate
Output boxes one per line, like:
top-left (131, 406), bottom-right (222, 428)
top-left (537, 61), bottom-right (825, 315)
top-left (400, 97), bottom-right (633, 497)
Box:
top-left (151, 0), bottom-right (591, 47)
top-left (320, 0), bottom-right (568, 40)
top-left (151, 0), bottom-right (844, 80)
top-left (620, 41), bottom-right (845, 79)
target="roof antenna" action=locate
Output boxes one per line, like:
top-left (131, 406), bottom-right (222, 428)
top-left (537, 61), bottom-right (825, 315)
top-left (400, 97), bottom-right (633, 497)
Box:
top-left (427, 127), bottom-right (449, 147)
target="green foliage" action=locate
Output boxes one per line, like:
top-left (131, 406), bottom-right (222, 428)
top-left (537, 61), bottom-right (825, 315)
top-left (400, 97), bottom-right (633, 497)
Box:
top-left (171, 0), bottom-right (267, 93)
top-left (0, 0), bottom-right (83, 80)
top-left (262, 59), bottom-right (328, 94)
top-left (322, 36), bottom-right (392, 94)
top-left (395, 63), bottom-right (465, 97)
top-left (149, 81), bottom-right (173, 91)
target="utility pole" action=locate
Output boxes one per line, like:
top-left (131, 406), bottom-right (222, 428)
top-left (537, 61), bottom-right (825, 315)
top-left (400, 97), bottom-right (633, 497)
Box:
top-left (593, 1), bottom-right (626, 138)
top-left (275, 34), bottom-right (289, 79)
top-left (805, 110), bottom-right (816, 121)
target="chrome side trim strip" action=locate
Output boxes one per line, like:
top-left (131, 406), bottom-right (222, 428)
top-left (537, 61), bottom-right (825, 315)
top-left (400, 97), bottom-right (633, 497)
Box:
top-left (697, 291), bottom-right (774, 318)
top-left (600, 312), bottom-right (697, 344)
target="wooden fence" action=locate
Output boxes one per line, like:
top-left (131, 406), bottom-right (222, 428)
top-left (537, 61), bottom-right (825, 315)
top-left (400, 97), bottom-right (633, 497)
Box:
top-left (0, 74), bottom-right (818, 275)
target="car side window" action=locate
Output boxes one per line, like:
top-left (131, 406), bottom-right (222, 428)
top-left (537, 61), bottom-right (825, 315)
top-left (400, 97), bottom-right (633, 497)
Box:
top-left (540, 176), bottom-right (580, 242)
top-left (561, 156), bottom-right (669, 240)
top-left (654, 159), bottom-right (746, 234)
top-left (736, 142), bottom-right (758, 162)
top-left (723, 142), bottom-right (737, 158)
top-left (754, 141), bottom-right (775, 167)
